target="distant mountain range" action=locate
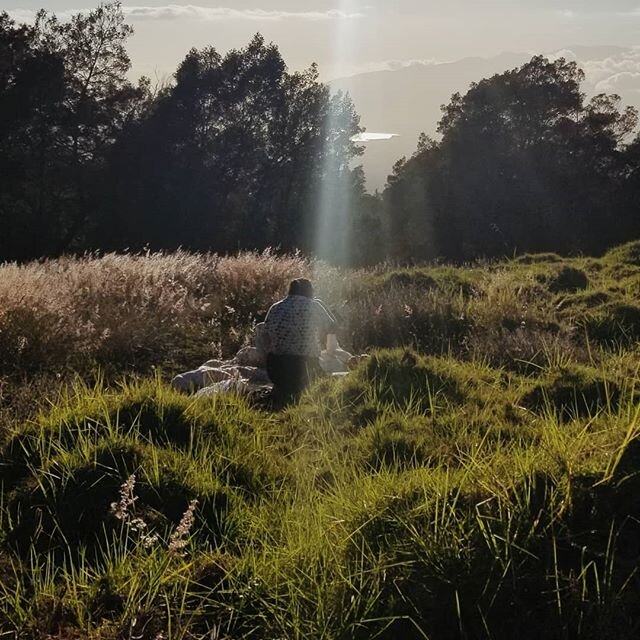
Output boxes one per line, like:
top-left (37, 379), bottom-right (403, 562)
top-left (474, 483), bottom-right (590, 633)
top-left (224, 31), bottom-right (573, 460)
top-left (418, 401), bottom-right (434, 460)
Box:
top-left (330, 46), bottom-right (640, 191)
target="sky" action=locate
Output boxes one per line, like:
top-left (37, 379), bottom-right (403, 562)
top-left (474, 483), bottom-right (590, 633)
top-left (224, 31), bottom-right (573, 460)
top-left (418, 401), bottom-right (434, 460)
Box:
top-left (4, 1), bottom-right (640, 81)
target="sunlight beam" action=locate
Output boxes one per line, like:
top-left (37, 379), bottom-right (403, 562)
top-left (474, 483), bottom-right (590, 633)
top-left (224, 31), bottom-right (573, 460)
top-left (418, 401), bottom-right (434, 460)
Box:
top-left (313, 0), bottom-right (361, 269)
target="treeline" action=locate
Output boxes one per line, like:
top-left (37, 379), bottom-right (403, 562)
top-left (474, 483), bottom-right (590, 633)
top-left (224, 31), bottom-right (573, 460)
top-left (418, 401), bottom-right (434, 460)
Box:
top-left (0, 3), bottom-right (372, 264)
top-left (1, 3), bottom-right (639, 265)
top-left (387, 56), bottom-right (640, 262)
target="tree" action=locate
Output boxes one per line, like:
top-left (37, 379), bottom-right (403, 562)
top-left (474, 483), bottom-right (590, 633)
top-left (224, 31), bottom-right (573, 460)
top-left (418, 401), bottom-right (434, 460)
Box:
top-left (384, 135), bottom-right (442, 262)
top-left (384, 56), bottom-right (639, 261)
top-left (0, 12), bottom-right (66, 260)
top-left (100, 34), bottom-right (363, 258)
top-left (0, 3), bottom-right (144, 261)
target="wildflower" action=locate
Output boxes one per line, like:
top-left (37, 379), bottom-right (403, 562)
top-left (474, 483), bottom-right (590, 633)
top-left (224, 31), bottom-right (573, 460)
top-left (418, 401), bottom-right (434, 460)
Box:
top-left (110, 474), bottom-right (137, 520)
top-left (141, 531), bottom-right (160, 548)
top-left (128, 516), bottom-right (147, 532)
top-left (109, 474), bottom-right (161, 549)
top-left (168, 499), bottom-right (198, 556)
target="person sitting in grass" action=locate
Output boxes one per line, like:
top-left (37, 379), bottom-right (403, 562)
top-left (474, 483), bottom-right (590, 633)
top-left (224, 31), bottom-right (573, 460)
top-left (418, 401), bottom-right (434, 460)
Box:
top-left (263, 278), bottom-right (337, 401)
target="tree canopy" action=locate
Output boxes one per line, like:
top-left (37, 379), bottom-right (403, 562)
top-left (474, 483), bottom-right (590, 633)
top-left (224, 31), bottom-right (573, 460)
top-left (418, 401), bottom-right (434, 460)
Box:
top-left (384, 56), bottom-right (639, 261)
top-left (0, 3), bottom-right (368, 263)
top-left (0, 3), bottom-right (144, 260)
top-left (99, 34), bottom-right (364, 258)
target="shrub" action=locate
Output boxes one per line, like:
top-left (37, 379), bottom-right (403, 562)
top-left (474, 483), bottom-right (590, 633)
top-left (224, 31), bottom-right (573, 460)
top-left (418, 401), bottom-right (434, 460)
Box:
top-left (555, 289), bottom-right (611, 313)
top-left (5, 439), bottom-right (240, 556)
top-left (3, 246), bottom-right (640, 639)
top-left (0, 251), bottom-right (309, 376)
top-left (465, 325), bottom-right (581, 373)
top-left (0, 379), bottom-right (282, 500)
top-left (344, 288), bottom-right (471, 354)
top-left (0, 307), bottom-right (77, 375)
top-left (382, 270), bottom-right (437, 290)
top-left (0, 382), bottom-right (209, 486)
top-left (361, 349), bottom-right (467, 410)
top-left (356, 414), bottom-right (433, 471)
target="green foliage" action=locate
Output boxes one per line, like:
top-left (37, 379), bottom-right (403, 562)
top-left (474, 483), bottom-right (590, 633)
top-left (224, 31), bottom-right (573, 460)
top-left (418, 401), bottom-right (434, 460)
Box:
top-left (0, 5), bottom-right (370, 265)
top-left (514, 252), bottom-right (564, 264)
top-left (384, 55), bottom-right (640, 262)
top-left (100, 33), bottom-right (365, 260)
top-left (0, 377), bottom-right (286, 567)
top-left (5, 3), bottom-right (640, 266)
top-left (584, 301), bottom-right (640, 346)
top-left (6, 438), bottom-right (239, 556)
top-left (556, 289), bottom-right (611, 313)
top-left (1, 244), bottom-right (640, 376)
top-left (0, 3), bottom-right (144, 261)
top-left (360, 349), bottom-right (467, 410)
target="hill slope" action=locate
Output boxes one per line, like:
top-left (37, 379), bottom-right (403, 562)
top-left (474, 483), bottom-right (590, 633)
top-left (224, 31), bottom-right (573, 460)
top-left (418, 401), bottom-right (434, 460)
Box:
top-left (1, 244), bottom-right (640, 638)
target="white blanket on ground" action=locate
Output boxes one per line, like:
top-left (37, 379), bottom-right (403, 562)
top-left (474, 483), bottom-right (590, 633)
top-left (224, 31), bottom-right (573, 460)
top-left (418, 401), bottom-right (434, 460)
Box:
top-left (171, 332), bottom-right (358, 396)
top-left (170, 351), bottom-right (271, 393)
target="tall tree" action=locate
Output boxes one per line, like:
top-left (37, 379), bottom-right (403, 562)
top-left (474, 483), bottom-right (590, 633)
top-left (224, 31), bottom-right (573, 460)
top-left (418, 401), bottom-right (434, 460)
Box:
top-left (100, 34), bottom-right (363, 257)
top-left (0, 12), bottom-right (66, 259)
top-left (0, 3), bottom-right (144, 261)
top-left (384, 56), bottom-right (638, 261)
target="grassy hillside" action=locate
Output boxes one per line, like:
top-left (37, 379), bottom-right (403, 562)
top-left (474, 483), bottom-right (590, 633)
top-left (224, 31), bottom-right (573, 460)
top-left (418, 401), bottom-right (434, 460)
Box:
top-left (1, 244), bottom-right (640, 638)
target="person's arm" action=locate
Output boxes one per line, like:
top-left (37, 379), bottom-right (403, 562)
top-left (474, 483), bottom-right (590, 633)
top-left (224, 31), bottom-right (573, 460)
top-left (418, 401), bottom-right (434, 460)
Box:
top-left (313, 298), bottom-right (338, 334)
top-left (261, 302), bottom-right (279, 353)
top-left (254, 322), bottom-right (273, 354)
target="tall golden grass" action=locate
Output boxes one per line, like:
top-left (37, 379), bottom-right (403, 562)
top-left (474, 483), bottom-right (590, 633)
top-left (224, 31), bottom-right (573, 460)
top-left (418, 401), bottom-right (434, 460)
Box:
top-left (1, 242), bottom-right (639, 380)
top-left (0, 250), bottom-right (308, 374)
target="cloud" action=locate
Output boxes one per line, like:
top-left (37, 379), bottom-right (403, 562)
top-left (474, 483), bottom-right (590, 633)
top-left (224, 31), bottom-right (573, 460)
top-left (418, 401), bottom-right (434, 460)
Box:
top-left (527, 47), bottom-right (640, 105)
top-left (555, 4), bottom-right (639, 19)
top-left (581, 52), bottom-right (640, 84)
top-left (386, 58), bottom-right (440, 70)
top-left (4, 9), bottom-right (47, 23)
top-left (351, 132), bottom-right (399, 142)
top-left (5, 5), bottom-right (365, 24)
top-left (595, 71), bottom-right (640, 94)
top-left (125, 5), bottom-right (365, 21)
top-left (328, 58), bottom-right (443, 81)
top-left (548, 49), bottom-right (578, 62)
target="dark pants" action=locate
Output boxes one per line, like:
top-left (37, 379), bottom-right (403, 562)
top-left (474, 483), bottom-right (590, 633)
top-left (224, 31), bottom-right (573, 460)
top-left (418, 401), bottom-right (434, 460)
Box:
top-left (266, 353), bottom-right (321, 401)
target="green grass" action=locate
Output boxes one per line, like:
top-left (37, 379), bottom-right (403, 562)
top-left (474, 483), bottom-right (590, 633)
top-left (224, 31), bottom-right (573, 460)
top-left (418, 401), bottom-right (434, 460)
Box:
top-left (1, 242), bottom-right (640, 638)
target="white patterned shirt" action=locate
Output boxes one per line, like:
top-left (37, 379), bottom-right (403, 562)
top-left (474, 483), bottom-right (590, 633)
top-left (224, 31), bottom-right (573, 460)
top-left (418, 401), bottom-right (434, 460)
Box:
top-left (263, 295), bottom-right (336, 357)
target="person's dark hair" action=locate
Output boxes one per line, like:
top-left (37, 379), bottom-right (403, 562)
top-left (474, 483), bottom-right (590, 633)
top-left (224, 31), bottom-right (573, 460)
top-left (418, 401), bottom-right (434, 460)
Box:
top-left (288, 278), bottom-right (313, 298)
